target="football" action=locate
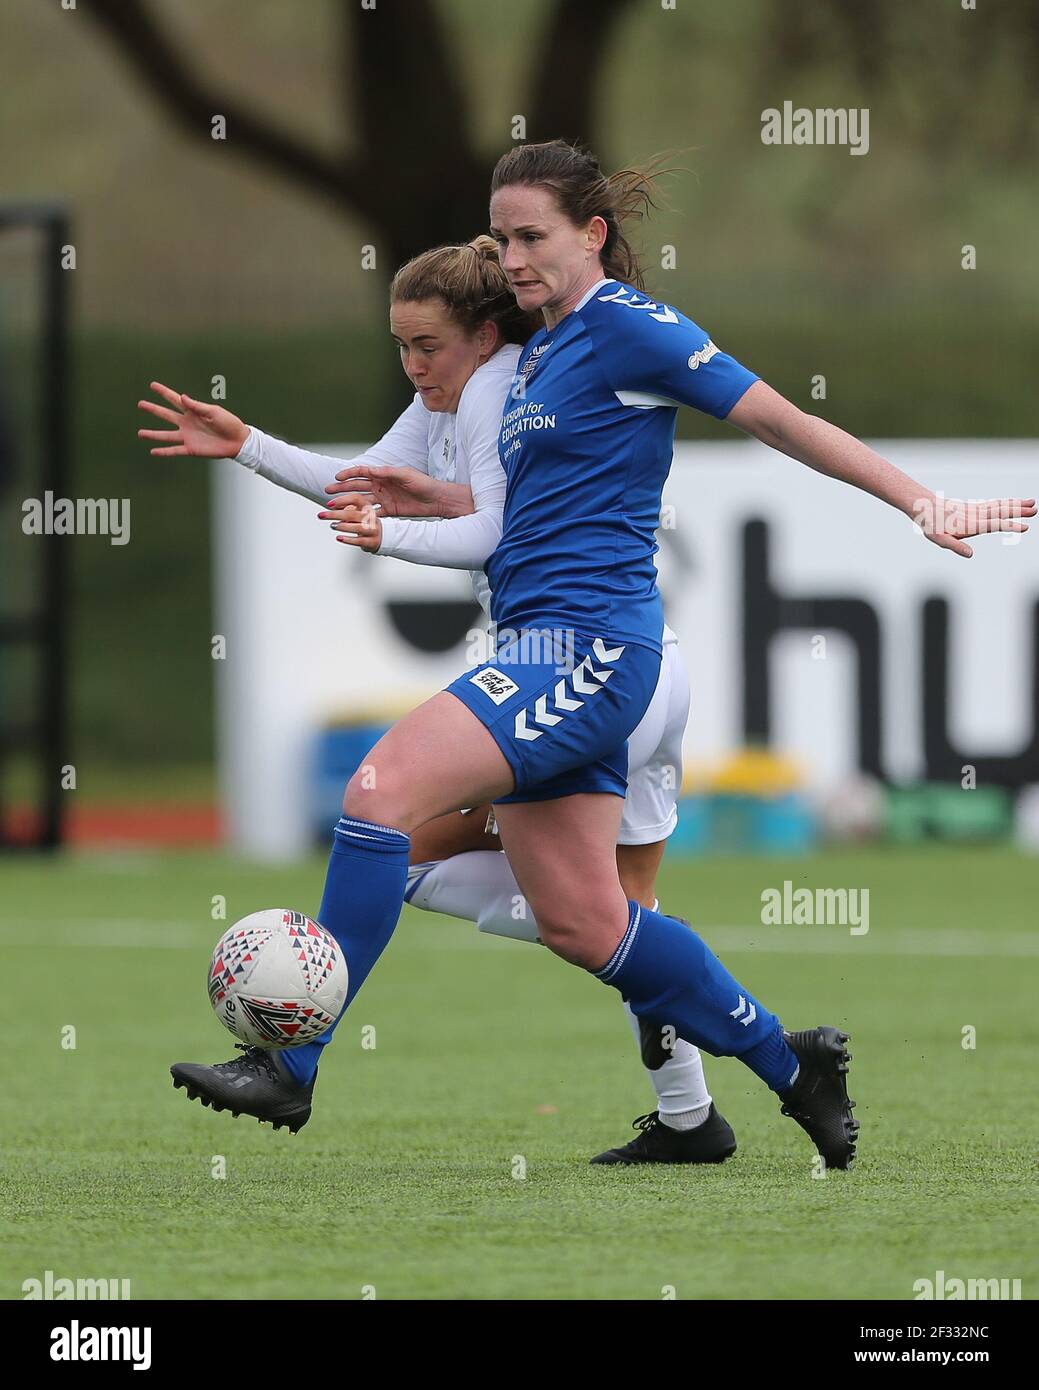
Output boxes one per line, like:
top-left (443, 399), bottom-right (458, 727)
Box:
top-left (207, 909), bottom-right (348, 1048)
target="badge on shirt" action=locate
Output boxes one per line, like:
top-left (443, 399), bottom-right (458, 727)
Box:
top-left (517, 340), bottom-right (551, 387)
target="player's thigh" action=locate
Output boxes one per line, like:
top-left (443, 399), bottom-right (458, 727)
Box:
top-left (343, 693), bottom-right (513, 830)
top-left (408, 805), bottom-right (499, 864)
top-left (494, 793), bottom-right (628, 966)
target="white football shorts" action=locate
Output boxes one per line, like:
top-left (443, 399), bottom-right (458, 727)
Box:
top-left (618, 629), bottom-right (690, 846)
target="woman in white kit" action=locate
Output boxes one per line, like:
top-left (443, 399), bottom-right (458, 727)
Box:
top-left (138, 235), bottom-right (734, 1164)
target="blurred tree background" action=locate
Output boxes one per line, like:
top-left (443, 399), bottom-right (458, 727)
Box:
top-left (1, 0), bottom-right (1036, 791)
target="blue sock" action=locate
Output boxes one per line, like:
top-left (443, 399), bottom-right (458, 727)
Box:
top-left (594, 903), bottom-right (799, 1092)
top-left (280, 816), bottom-right (410, 1086)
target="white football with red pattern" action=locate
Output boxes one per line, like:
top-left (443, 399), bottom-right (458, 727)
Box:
top-left (208, 909), bottom-right (348, 1049)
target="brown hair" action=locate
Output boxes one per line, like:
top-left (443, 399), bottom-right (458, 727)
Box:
top-left (490, 140), bottom-right (670, 292)
top-left (389, 235), bottom-right (541, 346)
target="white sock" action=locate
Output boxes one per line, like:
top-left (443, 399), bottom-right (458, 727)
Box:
top-left (621, 1001), bottom-right (713, 1128)
top-left (407, 854), bottom-right (714, 1122)
top-left (406, 851), bottom-right (539, 943)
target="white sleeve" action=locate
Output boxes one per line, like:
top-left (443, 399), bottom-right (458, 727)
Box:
top-left (234, 395), bottom-right (431, 506)
top-left (376, 375), bottom-right (507, 571)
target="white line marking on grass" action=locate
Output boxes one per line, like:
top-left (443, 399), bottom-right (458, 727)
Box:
top-left (0, 921), bottom-right (200, 948)
top-left (0, 921), bottom-right (1035, 958)
top-left (410, 923), bottom-right (1039, 958)
top-left (697, 926), bottom-right (1039, 958)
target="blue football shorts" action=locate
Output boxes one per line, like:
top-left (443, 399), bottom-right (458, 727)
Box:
top-left (444, 627), bottom-right (660, 803)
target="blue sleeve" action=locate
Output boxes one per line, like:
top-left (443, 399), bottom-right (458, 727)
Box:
top-left (584, 286), bottom-right (758, 419)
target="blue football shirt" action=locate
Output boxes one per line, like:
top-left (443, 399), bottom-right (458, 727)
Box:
top-left (486, 278), bottom-right (757, 654)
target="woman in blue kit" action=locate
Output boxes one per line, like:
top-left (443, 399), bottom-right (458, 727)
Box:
top-left (173, 141), bottom-right (1033, 1166)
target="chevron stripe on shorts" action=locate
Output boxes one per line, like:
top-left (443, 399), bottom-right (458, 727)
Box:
top-left (512, 637), bottom-right (626, 743)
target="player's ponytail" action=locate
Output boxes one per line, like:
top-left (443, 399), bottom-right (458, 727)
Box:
top-left (390, 237), bottom-right (541, 346)
top-left (490, 139), bottom-right (673, 292)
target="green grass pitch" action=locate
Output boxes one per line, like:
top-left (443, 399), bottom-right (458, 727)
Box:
top-left (2, 845), bottom-right (1036, 1301)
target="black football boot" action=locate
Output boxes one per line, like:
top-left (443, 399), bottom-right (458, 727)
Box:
top-left (590, 1104), bottom-right (737, 1165)
top-left (778, 1026), bottom-right (858, 1169)
top-left (171, 1044), bottom-right (315, 1133)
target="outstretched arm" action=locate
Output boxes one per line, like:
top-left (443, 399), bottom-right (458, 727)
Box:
top-left (138, 381), bottom-right (433, 507)
top-left (585, 296), bottom-right (1035, 560)
top-left (727, 381), bottom-right (1034, 558)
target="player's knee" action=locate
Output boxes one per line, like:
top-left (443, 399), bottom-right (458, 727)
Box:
top-left (342, 762), bottom-right (408, 827)
top-left (535, 907), bottom-right (622, 970)
top-left (537, 921), bottom-right (598, 967)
